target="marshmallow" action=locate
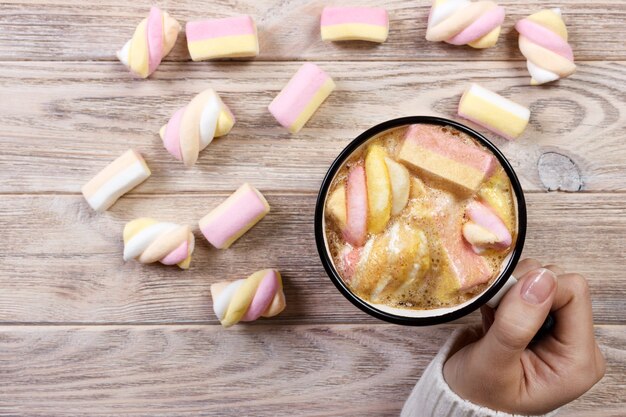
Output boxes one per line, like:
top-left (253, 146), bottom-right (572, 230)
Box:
top-left (397, 124), bottom-right (496, 194)
top-left (346, 222), bottom-right (431, 301)
top-left (458, 83), bottom-right (530, 140)
top-left (515, 9), bottom-right (576, 85)
top-left (123, 218), bottom-right (195, 269)
top-left (199, 183), bottom-right (270, 249)
top-left (463, 200), bottom-right (512, 253)
top-left (410, 176), bottom-right (427, 199)
top-left (320, 7), bottom-right (389, 43)
top-left (211, 269), bottom-right (286, 327)
top-left (477, 172), bottom-right (515, 231)
top-left (428, 189), bottom-right (493, 291)
top-left (82, 149), bottom-right (151, 212)
top-left (365, 145), bottom-right (392, 234)
top-left (426, 0), bottom-right (505, 49)
top-left (440, 218), bottom-right (493, 290)
top-left (384, 157), bottom-right (410, 216)
top-left (344, 165), bottom-right (368, 247)
top-left (117, 7), bottom-right (181, 78)
top-left (326, 185), bottom-right (347, 230)
top-left (339, 245), bottom-right (362, 281)
top-left (186, 15), bottom-right (259, 61)
top-left (326, 155), bottom-right (409, 237)
top-left (159, 88), bottom-right (235, 167)
top-left (268, 63), bottom-right (335, 133)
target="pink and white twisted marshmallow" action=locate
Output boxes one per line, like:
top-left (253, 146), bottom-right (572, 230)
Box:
top-left (515, 8), bottom-right (576, 85)
top-left (426, 0), bottom-right (505, 49)
top-left (117, 7), bottom-right (181, 78)
top-left (123, 218), bottom-right (195, 269)
top-left (159, 88), bottom-right (235, 167)
top-left (211, 269), bottom-right (286, 328)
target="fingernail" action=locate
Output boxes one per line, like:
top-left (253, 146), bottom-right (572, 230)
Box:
top-left (521, 268), bottom-right (557, 304)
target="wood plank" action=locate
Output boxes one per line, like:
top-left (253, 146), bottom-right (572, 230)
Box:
top-left (2, 2), bottom-right (623, 416)
top-left (0, 324), bottom-right (622, 416)
top-left (0, 193), bottom-right (623, 325)
top-left (1, 0), bottom-right (625, 62)
top-left (1, 61), bottom-right (624, 193)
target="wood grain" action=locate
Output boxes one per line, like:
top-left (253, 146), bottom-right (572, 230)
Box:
top-left (1, 0), bottom-right (625, 415)
top-left (1, 0), bottom-right (625, 62)
top-left (1, 61), bottom-right (624, 193)
top-left (0, 324), bottom-right (622, 417)
top-left (0, 193), bottom-right (623, 325)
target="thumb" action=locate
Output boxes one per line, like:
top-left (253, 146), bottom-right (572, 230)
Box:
top-left (479, 268), bottom-right (558, 364)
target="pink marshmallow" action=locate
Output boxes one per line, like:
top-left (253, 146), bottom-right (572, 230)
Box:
top-left (447, 6), bottom-right (505, 46)
top-left (405, 124), bottom-right (497, 176)
top-left (186, 15), bottom-right (256, 42)
top-left (199, 184), bottom-right (269, 249)
top-left (268, 63), bottom-right (332, 130)
top-left (343, 166), bottom-right (368, 247)
top-left (162, 107), bottom-right (185, 160)
top-left (146, 6), bottom-right (164, 74)
top-left (466, 200), bottom-right (512, 249)
top-left (515, 19), bottom-right (574, 61)
top-left (160, 240), bottom-right (189, 265)
top-left (441, 224), bottom-right (493, 291)
top-left (241, 270), bottom-right (280, 321)
top-left (320, 7), bottom-right (388, 27)
top-left (340, 246), bottom-right (362, 281)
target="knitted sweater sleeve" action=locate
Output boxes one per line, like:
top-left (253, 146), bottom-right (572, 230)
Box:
top-left (400, 328), bottom-right (560, 417)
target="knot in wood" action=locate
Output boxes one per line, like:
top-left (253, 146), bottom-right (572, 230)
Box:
top-left (537, 151), bottom-right (583, 192)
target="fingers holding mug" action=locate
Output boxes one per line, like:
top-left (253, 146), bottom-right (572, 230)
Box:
top-left (513, 258), bottom-right (542, 277)
top-left (549, 272), bottom-right (604, 376)
top-left (544, 264), bottom-right (565, 275)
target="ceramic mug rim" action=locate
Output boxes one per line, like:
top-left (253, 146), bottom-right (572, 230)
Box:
top-left (313, 116), bottom-right (528, 326)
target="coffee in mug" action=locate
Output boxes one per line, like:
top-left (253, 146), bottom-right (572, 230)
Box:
top-left (320, 121), bottom-right (522, 320)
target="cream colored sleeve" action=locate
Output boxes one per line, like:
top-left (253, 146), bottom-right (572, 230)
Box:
top-left (401, 328), bottom-right (560, 417)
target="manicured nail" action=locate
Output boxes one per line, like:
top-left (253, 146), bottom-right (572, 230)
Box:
top-left (521, 268), bottom-right (557, 304)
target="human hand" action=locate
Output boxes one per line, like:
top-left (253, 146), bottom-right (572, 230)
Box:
top-left (443, 258), bottom-right (606, 415)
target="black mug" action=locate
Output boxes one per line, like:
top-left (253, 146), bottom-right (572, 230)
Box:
top-left (314, 116), bottom-right (528, 326)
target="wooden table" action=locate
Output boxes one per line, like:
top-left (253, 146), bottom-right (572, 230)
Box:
top-left (1, 1), bottom-right (624, 415)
